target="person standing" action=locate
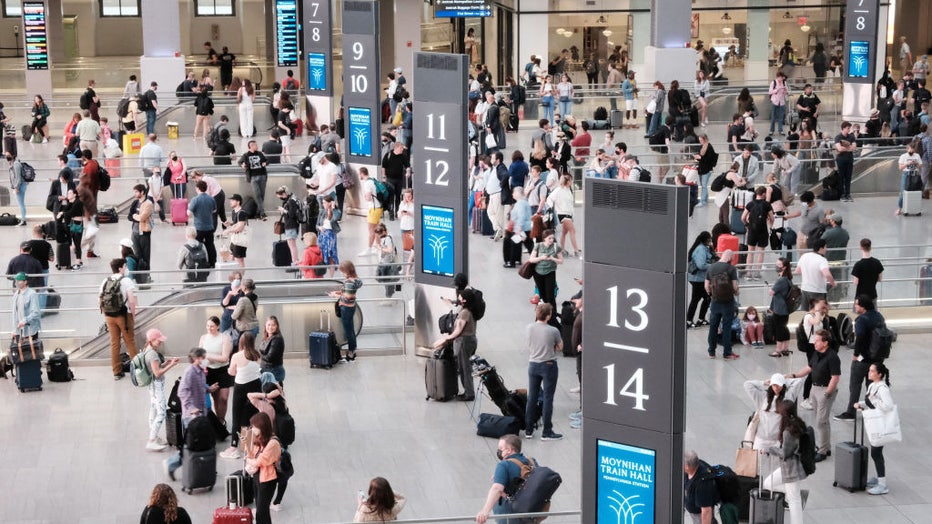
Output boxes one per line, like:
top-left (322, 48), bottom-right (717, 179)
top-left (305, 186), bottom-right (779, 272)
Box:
top-left (795, 239), bottom-right (837, 311)
top-left (258, 316), bottom-right (286, 385)
top-left (275, 185), bottom-right (301, 264)
top-left (853, 362), bottom-right (896, 495)
top-left (220, 332), bottom-right (262, 460)
top-left (358, 167), bottom-right (383, 255)
top-left (99, 258), bottom-right (139, 379)
top-left (165, 348), bottom-right (209, 480)
top-left (761, 400), bottom-right (809, 524)
top-left (836, 294), bottom-right (887, 422)
top-left (75, 110), bottom-right (101, 159)
top-left (768, 257), bottom-right (795, 358)
top-left (188, 180), bottom-right (217, 268)
top-left (524, 303), bottom-right (563, 441)
top-left (741, 186), bottom-right (774, 281)
top-left (219, 47), bottom-right (236, 91)
top-left (6, 149), bottom-right (28, 226)
top-left (898, 36), bottom-right (913, 75)
top-left (895, 140), bottom-right (923, 215)
top-left (192, 86), bottom-right (214, 140)
top-left (705, 250), bottom-right (740, 359)
top-left (11, 272), bottom-right (41, 341)
top-left (237, 79), bottom-right (256, 138)
top-left (239, 141), bottom-right (269, 220)
top-left (245, 412), bottom-right (282, 524)
top-left (380, 140), bottom-right (410, 221)
top-left (795, 84), bottom-right (820, 131)
top-left (142, 328), bottom-right (180, 451)
top-left (329, 261), bottom-right (362, 362)
top-left (129, 184), bottom-right (153, 268)
top-left (686, 232), bottom-right (714, 328)
top-left (484, 91), bottom-right (503, 155)
top-left (432, 288), bottom-right (480, 402)
top-left (200, 316), bottom-right (233, 425)
top-left (787, 329), bottom-right (841, 462)
top-left (769, 71), bottom-right (789, 136)
top-left (354, 477), bottom-right (406, 522)
top-left (851, 238), bottom-right (884, 301)
top-left (191, 170), bottom-right (226, 227)
top-left (475, 435), bottom-right (533, 523)
top-left (142, 82), bottom-right (159, 136)
top-left (140, 484), bottom-right (192, 524)
top-left (528, 229), bottom-right (564, 313)
top-left (834, 121), bottom-right (859, 201)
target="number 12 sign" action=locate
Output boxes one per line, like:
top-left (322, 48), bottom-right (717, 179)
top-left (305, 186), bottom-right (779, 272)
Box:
top-left (583, 263), bottom-right (686, 435)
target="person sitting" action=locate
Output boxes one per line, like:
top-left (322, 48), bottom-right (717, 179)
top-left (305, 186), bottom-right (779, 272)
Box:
top-left (354, 477), bottom-right (406, 522)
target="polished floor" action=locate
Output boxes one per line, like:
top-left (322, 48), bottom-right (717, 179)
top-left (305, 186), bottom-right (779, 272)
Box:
top-left (1, 115), bottom-right (931, 523)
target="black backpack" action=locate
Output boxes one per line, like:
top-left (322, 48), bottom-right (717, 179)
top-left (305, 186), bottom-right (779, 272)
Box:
top-left (868, 323), bottom-right (897, 360)
top-left (471, 287), bottom-right (486, 321)
top-left (184, 243), bottom-right (210, 282)
top-left (185, 416), bottom-right (215, 452)
top-left (798, 425), bottom-right (818, 475)
top-left (709, 464), bottom-right (741, 504)
top-left (98, 167), bottom-right (111, 192)
top-left (79, 90), bottom-right (91, 110)
top-left (136, 91), bottom-right (152, 112)
top-left (116, 98), bottom-right (130, 119)
top-left (275, 411), bottom-right (295, 447)
top-left (747, 200), bottom-right (769, 232)
top-left (207, 124), bottom-right (225, 150)
top-left (593, 106), bottom-right (608, 120)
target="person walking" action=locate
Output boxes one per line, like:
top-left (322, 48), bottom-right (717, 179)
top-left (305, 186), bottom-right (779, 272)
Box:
top-left (245, 412), bottom-right (282, 524)
top-left (524, 303), bottom-right (563, 441)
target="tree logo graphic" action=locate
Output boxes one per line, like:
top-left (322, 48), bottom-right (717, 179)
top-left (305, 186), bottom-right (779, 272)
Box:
top-left (427, 234), bottom-right (449, 265)
top-left (311, 68), bottom-right (324, 87)
top-left (353, 126), bottom-right (368, 151)
top-left (605, 491), bottom-right (646, 524)
top-left (852, 55), bottom-right (867, 76)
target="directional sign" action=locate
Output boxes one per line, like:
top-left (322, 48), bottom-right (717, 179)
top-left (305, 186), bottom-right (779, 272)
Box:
top-left (23, 1), bottom-right (48, 71)
top-left (303, 0), bottom-right (332, 95)
top-left (435, 0), bottom-right (491, 18)
top-left (342, 1), bottom-right (380, 164)
top-left (843, 0), bottom-right (879, 84)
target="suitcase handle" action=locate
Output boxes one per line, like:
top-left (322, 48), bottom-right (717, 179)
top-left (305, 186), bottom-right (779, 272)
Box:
top-left (757, 452), bottom-right (777, 500)
top-left (320, 308), bottom-right (330, 331)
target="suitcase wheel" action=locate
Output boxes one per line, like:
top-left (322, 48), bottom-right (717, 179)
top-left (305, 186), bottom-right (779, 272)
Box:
top-left (833, 481), bottom-right (837, 487)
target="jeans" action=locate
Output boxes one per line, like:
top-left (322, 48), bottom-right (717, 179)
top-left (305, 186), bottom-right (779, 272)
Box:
top-left (782, 164), bottom-right (802, 196)
top-left (526, 360), bottom-right (559, 435)
top-left (687, 281), bottom-right (710, 323)
top-left (15, 181), bottom-right (27, 221)
top-left (648, 111), bottom-right (663, 136)
top-left (558, 98), bottom-right (572, 119)
top-left (250, 174), bottom-right (268, 216)
top-left (148, 379), bottom-right (168, 440)
top-left (699, 172), bottom-right (711, 204)
top-left (707, 300), bottom-right (736, 356)
top-left (836, 156), bottom-right (853, 198)
top-left (492, 497), bottom-right (518, 524)
top-left (898, 170), bottom-right (909, 209)
top-left (541, 102), bottom-right (554, 125)
top-left (340, 305), bottom-right (357, 352)
top-left (264, 364), bottom-right (286, 385)
top-left (146, 109), bottom-right (157, 135)
top-left (770, 104), bottom-right (786, 134)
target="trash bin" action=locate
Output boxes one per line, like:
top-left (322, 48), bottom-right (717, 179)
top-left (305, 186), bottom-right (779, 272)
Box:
top-left (166, 121), bottom-right (179, 139)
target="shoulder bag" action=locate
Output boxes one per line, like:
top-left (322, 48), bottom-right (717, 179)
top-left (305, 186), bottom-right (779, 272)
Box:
top-left (230, 223), bottom-right (252, 248)
top-left (862, 406), bottom-right (902, 447)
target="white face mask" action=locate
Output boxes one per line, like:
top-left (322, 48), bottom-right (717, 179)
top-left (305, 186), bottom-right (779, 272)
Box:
top-left (748, 314), bottom-right (757, 320)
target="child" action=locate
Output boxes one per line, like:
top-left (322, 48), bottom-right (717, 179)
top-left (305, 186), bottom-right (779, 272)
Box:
top-left (742, 306), bottom-right (764, 347)
top-left (99, 117), bottom-right (113, 143)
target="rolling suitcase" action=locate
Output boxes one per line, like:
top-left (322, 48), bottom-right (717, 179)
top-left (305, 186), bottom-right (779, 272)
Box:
top-left (182, 447), bottom-right (217, 494)
top-left (226, 470), bottom-right (255, 507)
top-left (212, 506), bottom-right (252, 524)
top-left (610, 109), bottom-right (624, 129)
top-left (749, 455), bottom-right (785, 524)
top-left (425, 344), bottom-right (457, 401)
top-left (736, 474), bottom-right (759, 521)
top-left (508, 112), bottom-right (519, 132)
top-left (834, 414), bottom-right (869, 492)
top-left (309, 310), bottom-right (340, 368)
top-left (165, 411), bottom-right (184, 448)
top-left (171, 198), bottom-right (189, 225)
top-left (272, 240), bottom-right (291, 267)
top-left (55, 242), bottom-right (71, 270)
top-left (902, 190), bottom-right (922, 216)
top-left (471, 202), bottom-right (482, 233)
top-left (15, 359), bottom-right (43, 392)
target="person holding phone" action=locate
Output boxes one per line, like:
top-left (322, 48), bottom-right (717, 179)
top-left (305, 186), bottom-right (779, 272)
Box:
top-left (143, 329), bottom-right (181, 452)
top-left (354, 477), bottom-right (406, 522)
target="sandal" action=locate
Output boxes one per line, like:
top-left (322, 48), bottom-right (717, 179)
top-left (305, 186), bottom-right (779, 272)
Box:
top-left (781, 350), bottom-right (792, 356)
top-left (769, 351), bottom-right (782, 358)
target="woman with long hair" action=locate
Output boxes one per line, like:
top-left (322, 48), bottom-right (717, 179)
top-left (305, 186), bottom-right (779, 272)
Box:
top-left (200, 315), bottom-right (233, 425)
top-left (200, 68), bottom-right (215, 91)
top-left (245, 412), bottom-right (282, 524)
top-left (528, 229), bottom-right (564, 313)
top-left (57, 188), bottom-right (85, 270)
top-left (547, 173), bottom-right (579, 257)
top-left (693, 133), bottom-right (718, 207)
top-left (220, 332), bottom-right (262, 460)
top-left (854, 362), bottom-right (895, 495)
top-left (556, 73), bottom-right (575, 119)
top-left (745, 373), bottom-right (803, 450)
top-left (258, 316), bottom-right (286, 385)
top-left (432, 288), bottom-right (480, 401)
top-left (140, 483), bottom-right (191, 524)
top-left (762, 400), bottom-right (808, 524)
top-left (768, 257), bottom-right (795, 357)
top-left (329, 261), bottom-right (363, 361)
top-left (695, 70), bottom-right (710, 127)
top-left (354, 477), bottom-right (406, 522)
top-left (31, 94), bottom-right (50, 142)
top-left (647, 81), bottom-right (666, 137)
top-left (63, 112), bottom-right (81, 147)
top-left (686, 231), bottom-right (714, 328)
top-left (166, 150), bottom-right (188, 199)
top-left (737, 87), bottom-right (755, 116)
top-left (538, 74), bottom-right (555, 124)
top-left (238, 79), bottom-right (256, 138)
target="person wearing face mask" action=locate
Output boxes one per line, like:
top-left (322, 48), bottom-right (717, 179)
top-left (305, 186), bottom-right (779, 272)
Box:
top-left (164, 348), bottom-right (210, 480)
top-left (166, 151), bottom-right (188, 200)
top-left (476, 434), bottom-right (533, 524)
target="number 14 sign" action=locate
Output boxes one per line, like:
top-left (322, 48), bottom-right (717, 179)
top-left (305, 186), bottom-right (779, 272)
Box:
top-left (582, 262), bottom-right (687, 435)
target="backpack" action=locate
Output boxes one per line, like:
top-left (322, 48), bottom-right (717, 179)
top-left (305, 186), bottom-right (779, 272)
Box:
top-left (284, 77), bottom-right (298, 91)
top-left (507, 458), bottom-right (563, 517)
top-left (291, 196), bottom-right (308, 224)
top-left (20, 162), bottom-right (36, 183)
top-left (515, 85), bottom-right (527, 105)
top-left (277, 447), bottom-right (295, 478)
top-left (471, 287), bottom-right (486, 321)
top-left (785, 284), bottom-right (803, 313)
top-left (136, 91), bottom-right (151, 112)
top-left (98, 167), bottom-right (111, 192)
top-left (798, 425), bottom-right (818, 475)
top-left (129, 348), bottom-right (158, 387)
top-left (709, 269), bottom-right (735, 302)
top-left (297, 155), bottom-right (315, 178)
top-left (747, 200), bottom-right (769, 232)
top-left (275, 411), bottom-right (296, 447)
top-left (593, 106), bottom-right (608, 121)
top-left (868, 323), bottom-right (897, 360)
top-left (185, 415), bottom-right (215, 452)
top-left (710, 172), bottom-right (728, 192)
top-left (116, 98), bottom-right (130, 119)
top-left (708, 464), bottom-right (741, 504)
top-left (372, 179), bottom-right (390, 208)
top-left (184, 243), bottom-right (209, 282)
top-left (207, 124), bottom-right (225, 150)
top-left (630, 165), bottom-right (651, 183)
top-left (79, 90), bottom-right (91, 110)
top-left (132, 256), bottom-right (152, 285)
top-left (809, 223), bottom-right (827, 242)
top-left (99, 277), bottom-right (126, 314)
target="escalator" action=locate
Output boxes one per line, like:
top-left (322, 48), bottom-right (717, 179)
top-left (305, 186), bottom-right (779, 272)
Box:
top-left (154, 97), bottom-right (276, 138)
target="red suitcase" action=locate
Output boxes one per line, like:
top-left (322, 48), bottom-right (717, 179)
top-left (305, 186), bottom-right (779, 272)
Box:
top-left (171, 198), bottom-right (188, 226)
top-left (212, 506), bottom-right (253, 524)
top-left (294, 118), bottom-right (304, 136)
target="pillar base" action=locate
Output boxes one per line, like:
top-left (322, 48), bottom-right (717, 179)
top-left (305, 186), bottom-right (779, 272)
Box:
top-left (744, 60), bottom-right (769, 85)
top-left (305, 95), bottom-right (333, 134)
top-left (140, 56), bottom-right (186, 103)
top-left (843, 83), bottom-right (874, 125)
top-left (641, 47), bottom-right (697, 87)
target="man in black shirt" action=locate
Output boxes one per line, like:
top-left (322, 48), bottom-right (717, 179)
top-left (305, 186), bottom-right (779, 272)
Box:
top-left (219, 46), bottom-right (236, 90)
top-left (834, 121), bottom-right (858, 201)
top-left (788, 329), bottom-right (841, 461)
top-left (203, 41), bottom-right (218, 64)
top-left (239, 141), bottom-right (268, 219)
top-left (261, 129), bottom-right (283, 165)
top-left (211, 128), bottom-right (235, 165)
top-left (795, 84), bottom-right (821, 129)
top-left (6, 242), bottom-right (45, 290)
top-left (726, 113), bottom-right (745, 154)
top-left (741, 186), bottom-right (774, 281)
top-left (683, 450), bottom-right (719, 524)
top-left (26, 226), bottom-right (54, 309)
top-left (851, 238), bottom-right (884, 300)
top-left (912, 79), bottom-right (931, 114)
top-left (380, 140), bottom-right (410, 221)
top-left (705, 250), bottom-right (740, 359)
top-left (836, 295), bottom-right (886, 422)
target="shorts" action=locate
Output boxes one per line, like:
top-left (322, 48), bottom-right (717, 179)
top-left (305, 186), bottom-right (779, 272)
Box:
top-left (206, 365), bottom-right (234, 388)
top-left (746, 228), bottom-right (769, 248)
top-left (367, 207), bottom-right (383, 224)
top-left (284, 228), bottom-right (299, 240)
top-left (557, 214), bottom-right (573, 222)
top-left (231, 244), bottom-right (247, 259)
top-left (625, 99), bottom-right (637, 111)
top-left (280, 134), bottom-right (292, 147)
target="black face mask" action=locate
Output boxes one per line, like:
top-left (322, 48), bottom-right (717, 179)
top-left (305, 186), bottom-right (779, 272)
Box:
top-left (496, 449), bottom-right (504, 461)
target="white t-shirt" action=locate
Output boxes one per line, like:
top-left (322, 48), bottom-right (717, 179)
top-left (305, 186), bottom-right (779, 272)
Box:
top-left (398, 200), bottom-right (414, 231)
top-left (899, 152), bottom-right (922, 170)
top-left (363, 178), bottom-right (379, 209)
top-left (797, 251), bottom-right (829, 293)
top-left (316, 161), bottom-right (338, 195)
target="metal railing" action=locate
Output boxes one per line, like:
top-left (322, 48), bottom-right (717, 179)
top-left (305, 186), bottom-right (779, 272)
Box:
top-left (313, 510), bottom-right (582, 523)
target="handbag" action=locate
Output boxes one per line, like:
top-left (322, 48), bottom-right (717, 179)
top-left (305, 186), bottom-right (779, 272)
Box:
top-left (517, 260), bottom-right (537, 280)
top-left (646, 98), bottom-right (657, 114)
top-left (230, 225), bottom-right (252, 248)
top-left (743, 411), bottom-right (761, 443)
top-left (734, 440), bottom-right (758, 477)
top-left (402, 231), bottom-right (414, 251)
top-left (484, 133), bottom-right (497, 149)
top-left (862, 406), bottom-right (902, 447)
top-left (334, 299), bottom-right (342, 318)
top-left (10, 334), bottom-right (44, 364)
top-left (273, 220), bottom-right (285, 236)
top-left (541, 95), bottom-right (554, 108)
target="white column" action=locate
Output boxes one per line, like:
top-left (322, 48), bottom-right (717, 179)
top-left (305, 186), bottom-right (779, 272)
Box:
top-left (139, 0), bottom-right (185, 102)
top-left (744, 0), bottom-right (770, 83)
top-left (518, 13), bottom-right (548, 76)
top-left (393, 0), bottom-right (421, 82)
top-left (641, 0), bottom-right (695, 86)
top-left (628, 0), bottom-right (651, 72)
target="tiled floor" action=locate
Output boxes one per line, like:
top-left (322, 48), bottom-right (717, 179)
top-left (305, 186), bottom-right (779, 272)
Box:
top-left (1, 116), bottom-right (931, 523)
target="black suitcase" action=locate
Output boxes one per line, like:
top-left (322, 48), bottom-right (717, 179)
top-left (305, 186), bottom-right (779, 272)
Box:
top-left (762, 312), bottom-right (776, 345)
top-left (560, 301), bottom-right (578, 357)
top-left (834, 414), bottom-right (869, 492)
top-left (425, 345), bottom-right (457, 401)
top-left (15, 359), bottom-right (43, 392)
top-left (43, 288), bottom-right (61, 316)
top-left (272, 239), bottom-right (291, 267)
top-left (508, 112), bottom-right (519, 132)
top-left (46, 348), bottom-right (72, 382)
top-left (55, 242), bottom-right (71, 270)
top-left (3, 135), bottom-right (17, 157)
top-left (181, 447), bottom-right (217, 494)
top-left (97, 208), bottom-right (119, 224)
top-left (309, 310), bottom-right (340, 368)
top-left (166, 411), bottom-right (184, 448)
top-left (749, 455), bottom-right (784, 523)
top-left (226, 470), bottom-right (255, 506)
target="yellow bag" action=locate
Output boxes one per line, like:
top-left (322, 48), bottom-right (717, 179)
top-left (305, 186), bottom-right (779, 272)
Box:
top-left (392, 107), bottom-right (403, 127)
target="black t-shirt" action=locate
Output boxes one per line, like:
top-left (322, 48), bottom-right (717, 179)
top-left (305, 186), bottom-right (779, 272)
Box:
top-left (808, 348), bottom-right (841, 385)
top-left (797, 93), bottom-right (821, 115)
top-left (261, 140), bottom-right (283, 164)
top-left (27, 240), bottom-right (53, 270)
top-left (851, 257), bottom-right (884, 299)
top-left (86, 87), bottom-right (97, 107)
top-left (141, 505), bottom-right (192, 524)
top-left (212, 141), bottom-right (235, 165)
top-left (745, 199), bottom-right (773, 233)
top-left (240, 151), bottom-right (268, 177)
top-left (913, 88), bottom-right (932, 113)
top-left (684, 463), bottom-right (719, 514)
top-left (381, 149), bottom-right (410, 181)
top-left (727, 123), bottom-right (745, 149)
top-left (834, 133), bottom-right (856, 161)
top-left (705, 261), bottom-right (738, 302)
top-left (6, 254), bottom-right (45, 288)
top-left (219, 53), bottom-right (236, 75)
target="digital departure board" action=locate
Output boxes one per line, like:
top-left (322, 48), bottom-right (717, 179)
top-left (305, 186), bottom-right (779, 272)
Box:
top-left (275, 0), bottom-right (299, 67)
top-left (435, 0), bottom-right (491, 18)
top-left (23, 2), bottom-right (49, 71)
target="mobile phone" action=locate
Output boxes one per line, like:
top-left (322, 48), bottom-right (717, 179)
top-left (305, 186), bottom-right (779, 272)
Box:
top-left (358, 490), bottom-right (367, 501)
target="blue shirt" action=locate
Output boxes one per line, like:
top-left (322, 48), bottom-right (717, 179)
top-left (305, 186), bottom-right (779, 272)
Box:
top-left (511, 200), bottom-right (532, 233)
top-left (188, 192), bottom-right (216, 231)
top-left (494, 453), bottom-right (531, 496)
top-left (509, 160), bottom-right (529, 189)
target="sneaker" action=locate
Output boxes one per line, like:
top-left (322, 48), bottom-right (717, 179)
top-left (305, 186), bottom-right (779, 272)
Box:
top-left (146, 440), bottom-right (168, 452)
top-left (357, 249), bottom-right (372, 257)
top-left (568, 411), bottom-right (582, 420)
top-left (800, 398), bottom-right (814, 410)
top-left (164, 458), bottom-right (175, 481)
top-left (42, 138), bottom-right (49, 143)
top-left (686, 321), bottom-right (696, 329)
top-left (723, 354), bottom-right (740, 360)
top-left (540, 432), bottom-right (564, 441)
top-left (219, 448), bottom-right (243, 460)
top-left (155, 437), bottom-right (169, 447)
top-left (570, 419), bottom-right (582, 430)
top-left (569, 386), bottom-right (581, 393)
top-left (696, 319), bottom-right (710, 327)
top-left (867, 484), bottom-right (889, 495)
top-left (524, 430), bottom-right (534, 440)
top-left (866, 477), bottom-right (879, 487)
top-left (833, 412), bottom-right (855, 421)
top-left (270, 504), bottom-right (282, 512)
top-left (114, 372), bottom-right (125, 380)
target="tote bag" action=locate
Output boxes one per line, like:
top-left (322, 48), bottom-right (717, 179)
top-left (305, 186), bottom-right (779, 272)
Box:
top-left (862, 406), bottom-right (902, 447)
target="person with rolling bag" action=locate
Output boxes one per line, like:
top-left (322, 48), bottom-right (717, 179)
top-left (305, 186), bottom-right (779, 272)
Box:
top-left (757, 399), bottom-right (812, 524)
top-left (10, 272), bottom-right (43, 392)
top-left (853, 362), bottom-right (899, 495)
top-left (328, 261), bottom-right (362, 362)
top-left (165, 348), bottom-right (211, 483)
top-left (244, 412), bottom-right (282, 524)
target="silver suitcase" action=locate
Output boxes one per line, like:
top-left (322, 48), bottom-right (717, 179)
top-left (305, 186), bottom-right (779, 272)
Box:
top-left (902, 190), bottom-right (922, 216)
top-left (610, 109), bottom-right (625, 129)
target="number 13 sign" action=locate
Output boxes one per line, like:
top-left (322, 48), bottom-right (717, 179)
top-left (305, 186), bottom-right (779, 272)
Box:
top-left (583, 263), bottom-right (686, 435)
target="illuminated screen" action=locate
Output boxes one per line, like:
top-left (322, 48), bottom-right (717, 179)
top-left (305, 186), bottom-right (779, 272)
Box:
top-left (24, 2), bottom-right (48, 71)
top-left (848, 40), bottom-right (870, 79)
top-left (275, 0), bottom-right (298, 67)
top-left (597, 439), bottom-right (656, 523)
top-left (347, 107), bottom-right (372, 158)
top-left (307, 53), bottom-right (327, 91)
top-left (420, 205), bottom-right (455, 277)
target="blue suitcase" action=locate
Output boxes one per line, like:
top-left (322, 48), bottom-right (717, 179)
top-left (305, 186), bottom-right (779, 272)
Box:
top-left (309, 311), bottom-right (340, 368)
top-left (15, 359), bottom-right (43, 392)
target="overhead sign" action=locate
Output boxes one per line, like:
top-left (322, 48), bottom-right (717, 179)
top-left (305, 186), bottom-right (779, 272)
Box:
top-left (843, 0), bottom-right (879, 84)
top-left (342, 1), bottom-right (380, 164)
top-left (275, 0), bottom-right (299, 67)
top-left (23, 1), bottom-right (48, 71)
top-left (303, 0), bottom-right (332, 95)
top-left (435, 0), bottom-right (491, 18)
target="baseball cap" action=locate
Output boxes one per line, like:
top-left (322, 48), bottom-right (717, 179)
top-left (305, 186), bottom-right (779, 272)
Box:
top-left (770, 373), bottom-right (786, 387)
top-left (146, 328), bottom-right (167, 343)
top-left (119, 238), bottom-right (133, 249)
top-left (394, 67), bottom-right (402, 74)
top-left (14, 272), bottom-right (27, 281)
top-left (20, 241), bottom-right (32, 251)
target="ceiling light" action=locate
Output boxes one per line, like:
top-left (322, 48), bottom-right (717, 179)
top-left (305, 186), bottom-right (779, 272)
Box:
top-left (563, 30), bottom-right (573, 37)
top-left (800, 24), bottom-right (811, 32)
top-left (556, 28), bottom-right (565, 34)
top-left (602, 29), bottom-right (613, 37)
top-left (721, 12), bottom-right (732, 21)
top-left (722, 27), bottom-right (732, 35)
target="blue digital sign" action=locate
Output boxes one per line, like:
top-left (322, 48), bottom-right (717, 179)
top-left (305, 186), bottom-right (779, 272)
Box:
top-left (848, 40), bottom-right (870, 79)
top-left (435, 0), bottom-right (491, 18)
top-left (275, 0), bottom-right (299, 67)
top-left (23, 2), bottom-right (49, 71)
top-left (420, 205), bottom-right (455, 277)
top-left (307, 52), bottom-right (327, 91)
top-left (347, 107), bottom-right (372, 158)
top-left (597, 440), bottom-right (656, 524)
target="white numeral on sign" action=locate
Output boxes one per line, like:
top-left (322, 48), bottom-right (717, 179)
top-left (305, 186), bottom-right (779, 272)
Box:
top-left (424, 160), bottom-right (450, 186)
top-left (605, 286), bottom-right (649, 331)
top-left (349, 74), bottom-right (367, 94)
top-left (603, 364), bottom-right (649, 411)
top-left (312, 27), bottom-right (320, 42)
top-left (311, 2), bottom-right (319, 17)
top-left (352, 42), bottom-right (364, 61)
top-left (426, 113), bottom-right (446, 140)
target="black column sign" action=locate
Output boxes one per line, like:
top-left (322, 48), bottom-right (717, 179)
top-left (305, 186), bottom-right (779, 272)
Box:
top-left (412, 53), bottom-right (469, 288)
top-left (341, 1), bottom-right (380, 164)
top-left (303, 0), bottom-right (332, 95)
top-left (581, 181), bottom-right (689, 524)
top-left (843, 0), bottom-right (880, 84)
top-left (275, 0), bottom-right (299, 67)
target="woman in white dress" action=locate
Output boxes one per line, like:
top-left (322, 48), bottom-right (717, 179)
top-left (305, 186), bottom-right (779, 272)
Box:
top-left (238, 79), bottom-right (256, 138)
